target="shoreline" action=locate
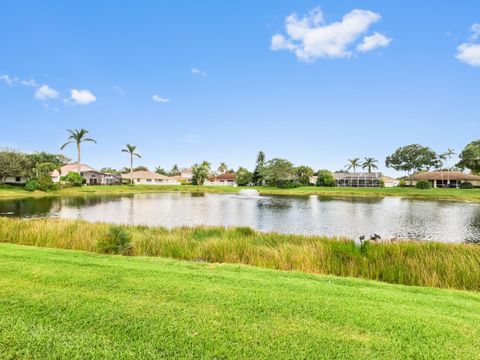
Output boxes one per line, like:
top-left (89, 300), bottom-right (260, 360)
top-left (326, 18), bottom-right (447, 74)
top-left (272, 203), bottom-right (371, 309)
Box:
top-left (2, 184), bottom-right (480, 202)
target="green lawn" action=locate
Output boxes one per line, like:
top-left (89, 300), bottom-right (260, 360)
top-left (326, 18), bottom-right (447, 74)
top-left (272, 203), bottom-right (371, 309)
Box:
top-left (0, 244), bottom-right (479, 359)
top-left (2, 184), bottom-right (480, 202)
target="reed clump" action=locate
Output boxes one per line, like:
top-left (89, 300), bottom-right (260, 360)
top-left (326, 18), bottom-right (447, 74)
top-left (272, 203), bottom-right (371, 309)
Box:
top-left (1, 217), bottom-right (479, 291)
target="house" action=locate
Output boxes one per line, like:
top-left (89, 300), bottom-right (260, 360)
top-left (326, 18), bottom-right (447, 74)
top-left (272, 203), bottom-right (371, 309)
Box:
top-left (3, 176), bottom-right (28, 185)
top-left (204, 173), bottom-right (237, 186)
top-left (51, 164), bottom-right (121, 185)
top-left (382, 176), bottom-right (400, 188)
top-left (410, 171), bottom-right (480, 188)
top-left (334, 172), bottom-right (382, 188)
top-left (180, 168), bottom-right (193, 183)
top-left (121, 170), bottom-right (181, 185)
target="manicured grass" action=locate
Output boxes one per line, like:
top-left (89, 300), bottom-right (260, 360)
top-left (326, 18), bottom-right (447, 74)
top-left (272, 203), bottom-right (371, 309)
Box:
top-left (2, 218), bottom-right (479, 291)
top-left (2, 184), bottom-right (480, 202)
top-left (0, 244), bottom-right (479, 359)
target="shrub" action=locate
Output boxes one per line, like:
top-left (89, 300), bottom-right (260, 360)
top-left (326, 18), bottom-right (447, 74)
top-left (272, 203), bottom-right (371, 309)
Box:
top-left (380, 179), bottom-right (385, 188)
top-left (416, 180), bottom-right (431, 189)
top-left (316, 170), bottom-right (335, 187)
top-left (460, 182), bottom-right (473, 189)
top-left (61, 171), bottom-right (84, 187)
top-left (97, 226), bottom-right (133, 255)
top-left (276, 180), bottom-right (302, 189)
top-left (24, 179), bottom-right (39, 192)
top-left (399, 179), bottom-right (407, 187)
top-left (37, 174), bottom-right (58, 191)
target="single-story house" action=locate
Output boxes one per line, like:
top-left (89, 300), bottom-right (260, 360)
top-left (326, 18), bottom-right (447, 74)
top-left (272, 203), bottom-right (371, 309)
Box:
top-left (122, 170), bottom-right (181, 185)
top-left (334, 172), bottom-right (382, 188)
top-left (382, 176), bottom-right (400, 188)
top-left (180, 168), bottom-right (193, 183)
top-left (410, 171), bottom-right (480, 188)
top-left (204, 173), bottom-right (237, 186)
top-left (3, 176), bottom-right (28, 185)
top-left (51, 164), bottom-right (121, 185)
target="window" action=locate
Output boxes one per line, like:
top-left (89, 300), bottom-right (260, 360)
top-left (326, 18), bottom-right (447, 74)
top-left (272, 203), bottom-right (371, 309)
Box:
top-left (136, 179), bottom-right (141, 182)
top-left (146, 179), bottom-right (152, 182)
top-left (15, 177), bottom-right (21, 182)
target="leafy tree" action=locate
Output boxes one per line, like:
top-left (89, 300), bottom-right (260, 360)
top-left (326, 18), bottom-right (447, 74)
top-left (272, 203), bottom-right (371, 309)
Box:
top-left (316, 169), bottom-right (335, 187)
top-left (252, 151), bottom-right (265, 185)
top-left (168, 164), bottom-right (181, 176)
top-left (36, 162), bottom-right (58, 177)
top-left (217, 162), bottom-right (228, 174)
top-left (191, 161), bottom-right (211, 185)
top-left (60, 129), bottom-right (96, 174)
top-left (345, 158), bottom-right (361, 173)
top-left (362, 157), bottom-right (379, 173)
top-left (155, 166), bottom-right (168, 176)
top-left (99, 167), bottom-right (120, 174)
top-left (295, 165), bottom-right (314, 186)
top-left (457, 140), bottom-right (480, 174)
top-left (122, 144), bottom-right (141, 185)
top-left (0, 151), bottom-right (32, 184)
top-left (385, 144), bottom-right (439, 185)
top-left (261, 158), bottom-right (294, 187)
top-left (36, 174), bottom-right (58, 191)
top-left (235, 167), bottom-right (253, 186)
top-left (61, 171), bottom-right (83, 187)
top-left (27, 152), bottom-right (70, 177)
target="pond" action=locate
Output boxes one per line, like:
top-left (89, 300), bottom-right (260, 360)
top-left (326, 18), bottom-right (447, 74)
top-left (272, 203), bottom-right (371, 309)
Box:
top-left (1, 192), bottom-right (480, 243)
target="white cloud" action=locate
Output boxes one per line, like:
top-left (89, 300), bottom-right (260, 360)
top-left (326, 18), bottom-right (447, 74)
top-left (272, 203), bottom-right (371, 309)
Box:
top-left (69, 89), bottom-right (96, 105)
top-left (0, 74), bottom-right (17, 85)
top-left (357, 32), bottom-right (391, 52)
top-left (456, 24), bottom-right (480, 67)
top-left (34, 84), bottom-right (59, 100)
top-left (271, 7), bottom-right (390, 61)
top-left (152, 94), bottom-right (170, 103)
top-left (192, 68), bottom-right (207, 77)
top-left (20, 79), bottom-right (38, 87)
top-left (113, 85), bottom-right (126, 95)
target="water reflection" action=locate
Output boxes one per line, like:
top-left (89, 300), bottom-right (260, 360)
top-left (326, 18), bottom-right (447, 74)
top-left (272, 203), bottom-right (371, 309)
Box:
top-left (1, 193), bottom-right (480, 243)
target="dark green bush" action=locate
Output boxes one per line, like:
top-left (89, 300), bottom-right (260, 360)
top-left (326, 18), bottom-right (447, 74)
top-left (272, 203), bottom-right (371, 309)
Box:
top-left (416, 180), bottom-right (431, 189)
top-left (97, 226), bottom-right (133, 255)
top-left (61, 171), bottom-right (84, 187)
top-left (316, 170), bottom-right (335, 187)
top-left (460, 182), bottom-right (473, 189)
top-left (276, 180), bottom-right (302, 189)
top-left (399, 179), bottom-right (407, 187)
top-left (36, 175), bottom-right (58, 191)
top-left (24, 179), bottom-right (39, 192)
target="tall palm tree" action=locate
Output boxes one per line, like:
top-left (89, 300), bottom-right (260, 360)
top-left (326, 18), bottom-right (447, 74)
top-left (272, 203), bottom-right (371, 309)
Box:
top-left (60, 129), bottom-right (96, 174)
top-left (444, 148), bottom-right (456, 186)
top-left (345, 158), bottom-right (361, 173)
top-left (362, 157), bottom-right (379, 173)
top-left (122, 144), bottom-right (141, 185)
top-left (218, 162), bottom-right (228, 174)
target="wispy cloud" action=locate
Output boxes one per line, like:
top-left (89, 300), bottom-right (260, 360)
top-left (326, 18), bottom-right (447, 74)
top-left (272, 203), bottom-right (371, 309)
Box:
top-left (152, 94), bottom-right (171, 103)
top-left (456, 24), bottom-right (480, 67)
top-left (113, 85), bottom-right (126, 95)
top-left (271, 7), bottom-right (391, 61)
top-left (69, 89), bottom-right (97, 105)
top-left (34, 84), bottom-right (59, 100)
top-left (192, 68), bottom-right (207, 77)
top-left (0, 74), bottom-right (18, 85)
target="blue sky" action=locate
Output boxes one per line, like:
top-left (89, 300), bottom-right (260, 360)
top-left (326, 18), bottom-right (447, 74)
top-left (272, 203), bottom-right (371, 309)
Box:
top-left (1, 1), bottom-right (479, 175)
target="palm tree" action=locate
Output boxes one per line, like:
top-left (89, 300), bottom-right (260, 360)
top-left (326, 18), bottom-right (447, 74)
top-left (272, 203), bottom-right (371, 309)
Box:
top-left (345, 158), bottom-right (361, 173)
top-left (218, 162), bottom-right (228, 174)
top-left (362, 157), bottom-right (379, 173)
top-left (444, 148), bottom-right (456, 186)
top-left (60, 129), bottom-right (96, 174)
top-left (122, 144), bottom-right (141, 185)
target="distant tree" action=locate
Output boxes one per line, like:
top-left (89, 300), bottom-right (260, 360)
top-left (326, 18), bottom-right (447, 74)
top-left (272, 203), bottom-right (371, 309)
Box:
top-left (385, 144), bottom-right (439, 186)
top-left (362, 157), bottom-right (379, 173)
top-left (168, 164), bottom-right (181, 176)
top-left (261, 158), bottom-right (294, 187)
top-left (0, 151), bottom-right (32, 184)
top-left (217, 162), bottom-right (228, 174)
top-left (155, 166), bottom-right (168, 176)
top-left (191, 161), bottom-right (211, 185)
top-left (133, 166), bottom-right (148, 172)
top-left (316, 170), bottom-right (335, 187)
top-left (345, 158), bottom-right (361, 173)
top-left (36, 162), bottom-right (57, 177)
top-left (252, 151), bottom-right (265, 185)
top-left (235, 167), bottom-right (253, 186)
top-left (457, 140), bottom-right (480, 174)
top-left (295, 165), bottom-right (314, 186)
top-left (60, 129), bottom-right (96, 174)
top-left (99, 167), bottom-right (120, 175)
top-left (27, 152), bottom-right (70, 177)
top-left (122, 144), bottom-right (141, 185)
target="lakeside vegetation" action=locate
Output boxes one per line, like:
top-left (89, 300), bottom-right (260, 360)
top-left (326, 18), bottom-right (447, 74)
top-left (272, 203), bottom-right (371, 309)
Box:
top-left (1, 217), bottom-right (479, 291)
top-left (2, 183), bottom-right (480, 202)
top-left (1, 243), bottom-right (480, 359)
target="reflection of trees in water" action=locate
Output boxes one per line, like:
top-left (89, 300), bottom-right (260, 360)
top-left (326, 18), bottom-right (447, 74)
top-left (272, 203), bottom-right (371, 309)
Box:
top-left (61, 195), bottom-right (127, 208)
top-left (316, 195), bottom-right (384, 204)
top-left (190, 193), bottom-right (205, 198)
top-left (0, 197), bottom-right (58, 217)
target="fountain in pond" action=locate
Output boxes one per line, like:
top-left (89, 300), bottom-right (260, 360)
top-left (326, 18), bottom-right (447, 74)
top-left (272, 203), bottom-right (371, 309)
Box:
top-left (238, 189), bottom-right (260, 197)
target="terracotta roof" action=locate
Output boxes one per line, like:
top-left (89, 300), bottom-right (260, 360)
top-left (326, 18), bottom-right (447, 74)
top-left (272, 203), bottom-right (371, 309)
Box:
top-left (411, 171), bottom-right (480, 181)
top-left (209, 173), bottom-right (236, 181)
top-left (51, 163), bottom-right (97, 177)
top-left (122, 171), bottom-right (172, 180)
top-left (382, 176), bottom-right (399, 183)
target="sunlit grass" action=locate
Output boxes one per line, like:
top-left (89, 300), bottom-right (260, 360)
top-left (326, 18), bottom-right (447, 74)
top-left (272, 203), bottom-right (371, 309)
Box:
top-left (1, 217), bottom-right (479, 291)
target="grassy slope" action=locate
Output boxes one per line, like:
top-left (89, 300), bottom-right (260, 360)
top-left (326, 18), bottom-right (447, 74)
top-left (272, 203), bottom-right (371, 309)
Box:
top-left (1, 218), bottom-right (480, 291)
top-left (0, 244), bottom-right (479, 359)
top-left (2, 184), bottom-right (480, 202)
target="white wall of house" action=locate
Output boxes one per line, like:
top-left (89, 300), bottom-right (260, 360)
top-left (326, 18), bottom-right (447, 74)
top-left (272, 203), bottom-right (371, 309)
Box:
top-left (204, 179), bottom-right (237, 186)
top-left (4, 176), bottom-right (28, 185)
top-left (132, 178), bottom-right (181, 185)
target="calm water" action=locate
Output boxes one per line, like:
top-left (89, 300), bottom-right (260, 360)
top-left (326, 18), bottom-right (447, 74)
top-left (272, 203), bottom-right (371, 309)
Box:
top-left (1, 192), bottom-right (480, 243)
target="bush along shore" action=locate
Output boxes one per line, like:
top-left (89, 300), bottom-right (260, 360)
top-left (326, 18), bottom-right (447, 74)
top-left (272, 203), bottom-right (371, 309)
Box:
top-left (1, 217), bottom-right (479, 291)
